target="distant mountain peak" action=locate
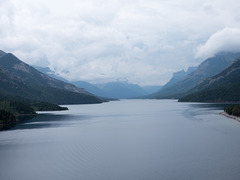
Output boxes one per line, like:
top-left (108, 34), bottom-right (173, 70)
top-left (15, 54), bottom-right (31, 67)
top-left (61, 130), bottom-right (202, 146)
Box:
top-left (33, 65), bottom-right (69, 83)
top-left (150, 51), bottom-right (240, 99)
top-left (186, 66), bottom-right (197, 73)
top-left (161, 66), bottom-right (197, 90)
top-left (0, 53), bottom-right (21, 67)
top-left (0, 50), bottom-right (6, 57)
top-left (179, 58), bottom-right (240, 102)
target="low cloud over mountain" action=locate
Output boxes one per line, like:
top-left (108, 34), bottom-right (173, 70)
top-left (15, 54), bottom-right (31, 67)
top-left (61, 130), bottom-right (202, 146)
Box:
top-left (195, 28), bottom-right (240, 59)
top-left (1, 0), bottom-right (240, 85)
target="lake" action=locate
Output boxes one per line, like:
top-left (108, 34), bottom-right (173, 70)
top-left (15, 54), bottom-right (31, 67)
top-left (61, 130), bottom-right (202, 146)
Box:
top-left (0, 99), bottom-right (240, 180)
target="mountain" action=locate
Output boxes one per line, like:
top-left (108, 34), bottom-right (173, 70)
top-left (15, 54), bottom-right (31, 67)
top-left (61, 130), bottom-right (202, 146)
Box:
top-left (150, 52), bottom-right (240, 99)
top-left (94, 82), bottom-right (149, 99)
top-left (179, 58), bottom-right (240, 102)
top-left (35, 66), bottom-right (150, 99)
top-left (35, 64), bottom-right (158, 99)
top-left (72, 81), bottom-right (151, 99)
top-left (71, 81), bottom-right (106, 97)
top-left (162, 67), bottom-right (197, 89)
top-left (0, 50), bottom-right (6, 57)
top-left (0, 51), bottom-right (102, 104)
top-left (33, 66), bottom-right (69, 83)
top-left (34, 66), bottom-right (110, 99)
top-left (141, 85), bottom-right (162, 94)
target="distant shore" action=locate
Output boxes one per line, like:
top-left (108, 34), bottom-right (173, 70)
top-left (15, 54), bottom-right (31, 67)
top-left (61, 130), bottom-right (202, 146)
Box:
top-left (220, 112), bottom-right (240, 122)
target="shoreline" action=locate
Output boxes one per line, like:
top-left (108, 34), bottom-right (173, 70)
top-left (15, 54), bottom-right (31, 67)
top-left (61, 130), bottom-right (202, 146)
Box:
top-left (220, 112), bottom-right (240, 122)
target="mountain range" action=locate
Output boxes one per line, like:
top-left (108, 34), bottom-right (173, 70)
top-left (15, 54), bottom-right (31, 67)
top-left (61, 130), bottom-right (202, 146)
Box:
top-left (149, 52), bottom-right (240, 99)
top-left (161, 66), bottom-right (197, 89)
top-left (34, 66), bottom-right (161, 99)
top-left (68, 81), bottom-right (159, 99)
top-left (1, 49), bottom-right (239, 103)
top-left (32, 66), bottom-right (69, 83)
top-left (95, 82), bottom-right (148, 99)
top-left (0, 50), bottom-right (103, 104)
top-left (179, 58), bottom-right (240, 102)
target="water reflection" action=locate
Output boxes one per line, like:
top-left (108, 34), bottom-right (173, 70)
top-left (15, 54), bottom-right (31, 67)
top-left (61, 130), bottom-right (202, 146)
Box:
top-left (13, 114), bottom-right (90, 130)
top-left (1, 100), bottom-right (240, 180)
top-left (13, 102), bottom-right (233, 130)
top-left (188, 102), bottom-right (240, 110)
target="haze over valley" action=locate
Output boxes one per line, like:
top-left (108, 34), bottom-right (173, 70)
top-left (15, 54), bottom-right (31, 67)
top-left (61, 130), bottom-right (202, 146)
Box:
top-left (1, 1), bottom-right (240, 180)
top-left (1, 0), bottom-right (240, 86)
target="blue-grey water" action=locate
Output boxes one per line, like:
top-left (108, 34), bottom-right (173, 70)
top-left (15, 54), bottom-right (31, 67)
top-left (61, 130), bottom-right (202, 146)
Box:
top-left (1, 99), bottom-right (240, 180)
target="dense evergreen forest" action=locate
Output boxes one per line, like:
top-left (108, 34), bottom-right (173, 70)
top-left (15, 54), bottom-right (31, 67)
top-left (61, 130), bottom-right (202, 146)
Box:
top-left (224, 105), bottom-right (240, 117)
top-left (0, 109), bottom-right (16, 130)
top-left (0, 100), bottom-right (68, 130)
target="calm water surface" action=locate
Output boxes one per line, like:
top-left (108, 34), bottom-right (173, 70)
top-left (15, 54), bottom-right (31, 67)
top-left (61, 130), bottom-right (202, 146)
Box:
top-left (1, 100), bottom-right (240, 180)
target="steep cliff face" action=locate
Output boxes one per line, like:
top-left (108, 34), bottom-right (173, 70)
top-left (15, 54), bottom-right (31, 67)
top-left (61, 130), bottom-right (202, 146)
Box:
top-left (0, 50), bottom-right (6, 57)
top-left (0, 53), bottom-right (86, 94)
top-left (150, 52), bottom-right (240, 99)
top-left (162, 67), bottom-right (197, 89)
top-left (179, 58), bottom-right (240, 102)
top-left (35, 65), bottom-right (151, 99)
top-left (0, 50), bottom-right (102, 104)
top-left (33, 66), bottom-right (69, 83)
top-left (191, 52), bottom-right (240, 78)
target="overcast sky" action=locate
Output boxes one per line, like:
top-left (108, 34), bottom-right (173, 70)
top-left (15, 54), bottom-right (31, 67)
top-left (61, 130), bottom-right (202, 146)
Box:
top-left (1, 0), bottom-right (240, 85)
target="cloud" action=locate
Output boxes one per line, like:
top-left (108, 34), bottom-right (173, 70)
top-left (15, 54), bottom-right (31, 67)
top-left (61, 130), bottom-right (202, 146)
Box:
top-left (1, 0), bottom-right (240, 85)
top-left (195, 28), bottom-right (240, 59)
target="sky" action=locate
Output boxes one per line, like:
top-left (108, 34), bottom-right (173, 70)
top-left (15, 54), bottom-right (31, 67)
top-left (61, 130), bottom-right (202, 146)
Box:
top-left (1, 0), bottom-right (240, 86)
